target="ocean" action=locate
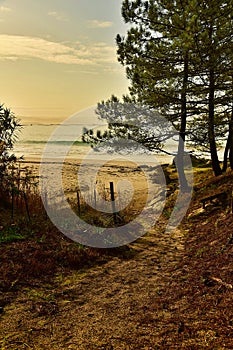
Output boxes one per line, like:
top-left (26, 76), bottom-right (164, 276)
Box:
top-left (13, 123), bottom-right (184, 164)
top-left (14, 124), bottom-right (93, 160)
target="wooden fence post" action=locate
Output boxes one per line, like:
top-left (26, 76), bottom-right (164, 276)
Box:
top-left (231, 188), bottom-right (233, 214)
top-left (110, 181), bottom-right (117, 224)
top-left (94, 188), bottom-right (97, 209)
top-left (77, 189), bottom-right (81, 215)
top-left (23, 192), bottom-right (31, 221)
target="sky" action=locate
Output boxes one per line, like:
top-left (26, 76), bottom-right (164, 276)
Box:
top-left (0, 0), bottom-right (129, 124)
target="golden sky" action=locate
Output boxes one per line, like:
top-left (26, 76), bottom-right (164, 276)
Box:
top-left (0, 0), bottom-right (129, 124)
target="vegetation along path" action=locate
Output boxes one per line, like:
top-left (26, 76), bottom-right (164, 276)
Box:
top-left (0, 219), bottom-right (187, 349)
top-left (1, 170), bottom-right (233, 349)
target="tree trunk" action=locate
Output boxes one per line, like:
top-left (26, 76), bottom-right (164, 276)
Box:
top-left (177, 52), bottom-right (189, 192)
top-left (222, 134), bottom-right (230, 172)
top-left (229, 110), bottom-right (233, 170)
top-left (208, 68), bottom-right (222, 176)
top-left (229, 141), bottom-right (233, 170)
top-left (222, 111), bottom-right (233, 172)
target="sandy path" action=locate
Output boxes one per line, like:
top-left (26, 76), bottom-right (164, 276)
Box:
top-left (56, 228), bottom-right (184, 350)
top-left (0, 158), bottom-right (184, 349)
top-left (0, 222), bottom-right (185, 349)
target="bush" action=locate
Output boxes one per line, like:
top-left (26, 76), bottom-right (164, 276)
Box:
top-left (0, 104), bottom-right (21, 205)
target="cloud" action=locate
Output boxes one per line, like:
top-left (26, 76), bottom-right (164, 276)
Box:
top-left (0, 6), bottom-right (11, 12)
top-left (89, 42), bottom-right (117, 63)
top-left (48, 11), bottom-right (68, 22)
top-left (87, 20), bottom-right (113, 28)
top-left (0, 35), bottom-right (117, 66)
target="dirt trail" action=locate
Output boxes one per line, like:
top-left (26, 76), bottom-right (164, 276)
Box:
top-left (0, 222), bottom-right (185, 350)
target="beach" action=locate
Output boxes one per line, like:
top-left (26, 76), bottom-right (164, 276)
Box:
top-left (13, 123), bottom-right (175, 215)
top-left (20, 157), bottom-right (168, 211)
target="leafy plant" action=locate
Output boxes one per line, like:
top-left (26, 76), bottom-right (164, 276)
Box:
top-left (0, 225), bottom-right (24, 243)
top-left (0, 104), bottom-right (22, 205)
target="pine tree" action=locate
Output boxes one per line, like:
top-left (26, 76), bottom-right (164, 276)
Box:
top-left (116, 0), bottom-right (198, 190)
top-left (188, 0), bottom-right (233, 175)
top-left (116, 0), bottom-right (233, 176)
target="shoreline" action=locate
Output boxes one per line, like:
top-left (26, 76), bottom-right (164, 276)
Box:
top-left (17, 154), bottom-right (173, 166)
top-left (17, 157), bottom-right (169, 211)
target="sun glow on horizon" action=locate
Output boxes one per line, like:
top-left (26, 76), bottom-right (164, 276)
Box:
top-left (0, 0), bottom-right (129, 123)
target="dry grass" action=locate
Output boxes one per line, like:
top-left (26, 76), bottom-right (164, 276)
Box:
top-left (1, 165), bottom-right (233, 349)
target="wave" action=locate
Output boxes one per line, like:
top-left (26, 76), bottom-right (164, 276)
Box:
top-left (18, 140), bottom-right (88, 146)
